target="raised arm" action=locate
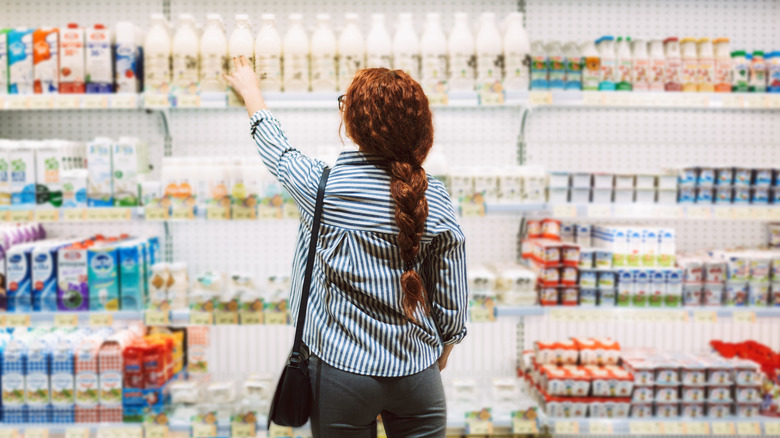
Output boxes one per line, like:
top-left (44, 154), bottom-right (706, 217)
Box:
top-left (224, 56), bottom-right (267, 117)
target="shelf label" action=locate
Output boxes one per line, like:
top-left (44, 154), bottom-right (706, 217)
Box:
top-left (214, 310), bottom-right (238, 325)
top-left (144, 425), bottom-right (168, 438)
top-left (603, 92), bottom-right (630, 106)
top-left (107, 208), bottom-right (132, 221)
top-left (0, 430), bottom-right (17, 438)
top-left (232, 205), bottom-right (256, 220)
top-left (145, 206), bottom-right (170, 221)
top-left (171, 207), bottom-right (195, 220)
top-left (511, 417), bottom-right (538, 435)
top-left (528, 92), bottom-right (552, 106)
top-left (712, 422), bottom-right (735, 436)
top-left (469, 298), bottom-right (496, 322)
top-left (682, 94), bottom-right (709, 107)
top-left (714, 206), bottom-right (734, 220)
top-left (744, 95), bottom-right (767, 109)
top-left (735, 422), bottom-right (760, 436)
top-left (111, 94), bottom-right (137, 109)
top-left (582, 92), bottom-right (603, 106)
top-left (54, 95), bottom-right (80, 109)
top-left (555, 420), bottom-right (579, 435)
top-left (765, 423), bottom-right (780, 436)
top-left (587, 204), bottom-right (612, 218)
top-left (65, 428), bottom-right (89, 438)
top-left (25, 429), bottom-right (49, 438)
top-left (86, 208), bottom-right (110, 221)
top-left (733, 310), bottom-right (756, 323)
top-left (145, 310), bottom-right (170, 326)
top-left (54, 314), bottom-right (79, 328)
top-left (685, 422), bottom-right (709, 435)
top-left (465, 410), bottom-right (494, 435)
top-left (174, 94), bottom-right (200, 108)
top-left (190, 311), bottom-right (213, 325)
top-left (268, 424), bottom-right (293, 438)
top-left (264, 309), bottom-right (289, 325)
top-left (552, 204), bottom-right (577, 218)
top-left (63, 208), bottom-right (86, 221)
top-left (6, 314), bottom-right (30, 328)
top-left (6, 95), bottom-right (29, 109)
top-left (426, 93), bottom-right (449, 106)
top-left (191, 424), bottom-right (216, 438)
top-left (478, 91), bottom-right (505, 106)
top-left (89, 313), bottom-right (114, 327)
top-left (629, 422), bottom-right (660, 435)
top-left (460, 201), bottom-right (485, 217)
top-left (144, 93), bottom-right (170, 108)
top-left (662, 422), bottom-right (684, 435)
top-left (240, 311), bottom-right (262, 325)
top-left (655, 205), bottom-right (682, 219)
top-left (230, 423), bottom-right (255, 438)
top-left (29, 96), bottom-right (54, 109)
top-left (693, 310), bottom-right (717, 323)
top-left (35, 209), bottom-right (60, 222)
top-left (687, 205), bottom-right (712, 219)
top-left (589, 421), bottom-right (613, 434)
top-left (8, 210), bottom-right (34, 223)
top-left (82, 95), bottom-right (109, 109)
top-left (206, 206), bottom-right (230, 220)
top-left (771, 208), bottom-right (780, 220)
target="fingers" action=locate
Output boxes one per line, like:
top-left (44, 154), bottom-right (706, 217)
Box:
top-left (240, 55), bottom-right (249, 68)
top-left (222, 73), bottom-right (235, 87)
top-left (232, 56), bottom-right (240, 70)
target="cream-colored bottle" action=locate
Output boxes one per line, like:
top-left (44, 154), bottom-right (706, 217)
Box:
top-left (172, 14), bottom-right (199, 93)
top-left (476, 12), bottom-right (503, 91)
top-left (144, 13), bottom-right (171, 93)
top-left (310, 14), bottom-right (337, 92)
top-left (338, 13), bottom-right (365, 91)
top-left (393, 13), bottom-right (420, 79)
top-left (420, 13), bottom-right (447, 94)
top-left (283, 14), bottom-right (310, 92)
top-left (366, 14), bottom-right (391, 68)
top-left (199, 14), bottom-right (228, 93)
top-left (448, 12), bottom-right (475, 92)
top-left (254, 14), bottom-right (282, 93)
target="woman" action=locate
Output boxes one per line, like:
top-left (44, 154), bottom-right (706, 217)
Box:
top-left (226, 56), bottom-right (468, 437)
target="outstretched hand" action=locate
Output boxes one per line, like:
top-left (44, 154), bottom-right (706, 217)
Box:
top-left (224, 56), bottom-right (267, 117)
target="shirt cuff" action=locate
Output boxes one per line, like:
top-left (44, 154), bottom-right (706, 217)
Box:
top-left (249, 109), bottom-right (280, 136)
top-left (442, 327), bottom-right (468, 346)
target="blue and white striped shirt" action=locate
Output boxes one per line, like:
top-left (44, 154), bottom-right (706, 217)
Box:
top-left (251, 109), bottom-right (469, 377)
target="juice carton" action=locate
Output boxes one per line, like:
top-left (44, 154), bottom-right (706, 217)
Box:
top-left (114, 22), bottom-right (142, 93)
top-left (57, 243), bottom-right (89, 311)
top-left (34, 140), bottom-right (64, 207)
top-left (112, 137), bottom-right (148, 206)
top-left (0, 29), bottom-right (9, 93)
top-left (6, 242), bottom-right (34, 312)
top-left (51, 339), bottom-right (76, 421)
top-left (74, 338), bottom-right (100, 423)
top-left (61, 169), bottom-right (88, 207)
top-left (26, 339), bottom-right (52, 408)
top-left (9, 141), bottom-right (36, 205)
top-left (0, 141), bottom-right (10, 205)
top-left (85, 24), bottom-right (113, 93)
top-left (33, 27), bottom-right (59, 94)
top-left (88, 242), bottom-right (120, 311)
top-left (86, 137), bottom-right (113, 206)
top-left (8, 28), bottom-right (34, 94)
top-left (118, 240), bottom-right (145, 310)
top-left (59, 24), bottom-right (85, 93)
top-left (32, 240), bottom-right (69, 311)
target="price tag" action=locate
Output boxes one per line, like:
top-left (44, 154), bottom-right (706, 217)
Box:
top-left (426, 93), bottom-right (449, 106)
top-left (206, 206), bottom-right (230, 220)
top-left (97, 429), bottom-right (118, 438)
top-left (753, 206), bottom-right (772, 221)
top-left (587, 204), bottom-right (612, 218)
top-left (478, 91), bottom-right (505, 105)
top-left (282, 203), bottom-right (300, 219)
top-left (713, 206), bottom-right (734, 220)
top-left (63, 208), bottom-right (86, 221)
top-left (191, 424), bottom-right (216, 438)
top-left (629, 422), bottom-right (660, 435)
top-left (512, 420), bottom-right (538, 435)
top-left (589, 421), bottom-right (613, 434)
top-left (722, 95), bottom-right (744, 108)
top-left (687, 205), bottom-right (712, 219)
top-left (460, 202), bottom-right (485, 217)
top-left (214, 311), bottom-right (238, 325)
top-left (6, 314), bottom-right (30, 328)
top-left (733, 311), bottom-right (756, 323)
top-left (144, 93), bottom-right (170, 108)
top-left (25, 429), bottom-right (49, 438)
top-left (144, 425), bottom-right (168, 438)
top-left (145, 206), bottom-right (169, 221)
top-left (736, 422), bottom-right (760, 436)
top-left (693, 310), bottom-right (717, 323)
top-left (86, 208), bottom-right (110, 221)
top-left (35, 209), bottom-right (60, 222)
top-left (613, 205), bottom-right (635, 218)
top-left (555, 421), bottom-right (579, 435)
top-left (54, 314), bottom-right (79, 328)
top-left (82, 95), bottom-right (109, 109)
top-left (744, 95), bottom-right (767, 109)
top-left (771, 207), bottom-right (780, 220)
top-left (469, 306), bottom-right (495, 322)
top-left (65, 428), bottom-right (89, 438)
top-left (264, 310), bottom-right (288, 325)
top-left (230, 423), bottom-right (255, 438)
top-left (603, 92), bottom-right (630, 107)
top-left (712, 422), bottom-right (735, 435)
top-left (190, 311), bottom-right (213, 325)
top-left (582, 92), bottom-right (603, 106)
top-left (29, 96), bottom-right (54, 109)
top-left (731, 206), bottom-right (752, 221)
top-left (111, 94), bottom-right (138, 109)
top-left (8, 210), bottom-right (34, 223)
top-left (465, 413), bottom-right (493, 435)
top-left (145, 310), bottom-right (170, 326)
top-left (175, 94), bottom-right (200, 108)
top-left (6, 95), bottom-right (29, 109)
top-left (682, 94), bottom-right (709, 107)
top-left (662, 422), bottom-right (684, 435)
top-left (765, 423), bottom-right (780, 436)
top-left (768, 95), bottom-right (780, 109)
top-left (655, 205), bottom-right (682, 219)
top-left (240, 312), bottom-right (262, 325)
top-left (685, 422), bottom-right (709, 435)
top-left (552, 204), bottom-right (577, 218)
top-left (171, 207), bottom-right (195, 220)
top-left (89, 313), bottom-right (114, 327)
top-left (0, 430), bottom-right (17, 438)
top-left (54, 95), bottom-right (80, 109)
top-left (528, 91), bottom-right (552, 106)
top-left (232, 205), bottom-right (256, 220)
top-left (268, 424), bottom-right (293, 438)
top-left (106, 208), bottom-right (131, 221)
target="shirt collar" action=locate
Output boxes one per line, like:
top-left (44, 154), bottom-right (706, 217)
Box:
top-left (335, 150), bottom-right (389, 166)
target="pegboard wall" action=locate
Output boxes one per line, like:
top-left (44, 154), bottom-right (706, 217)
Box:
top-left (2, 0), bottom-right (163, 28)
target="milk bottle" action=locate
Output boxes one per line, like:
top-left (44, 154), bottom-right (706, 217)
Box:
top-left (562, 42), bottom-right (581, 90)
top-left (713, 38), bottom-right (731, 92)
top-left (448, 13), bottom-right (475, 92)
top-left (663, 37), bottom-right (682, 91)
top-left (114, 22), bottom-right (142, 93)
top-left (283, 14), bottom-right (310, 92)
top-left (254, 14), bottom-right (282, 93)
top-left (172, 14), bottom-right (200, 94)
top-left (503, 12), bottom-right (530, 92)
top-left (697, 38), bottom-right (715, 92)
top-left (229, 14), bottom-right (254, 73)
top-left (581, 40), bottom-right (600, 91)
top-left (420, 13), bottom-right (447, 94)
top-left (310, 14), bottom-right (337, 92)
top-left (366, 14), bottom-right (391, 69)
top-left (8, 28), bottom-right (34, 94)
top-left (59, 24), bottom-right (85, 93)
top-left (200, 14), bottom-right (228, 93)
top-left (476, 12), bottom-right (503, 92)
top-left (86, 24), bottom-right (113, 93)
top-left (680, 37), bottom-right (698, 92)
top-left (545, 41), bottom-right (564, 90)
top-left (615, 36), bottom-right (632, 91)
top-left (144, 13), bottom-right (171, 93)
top-left (339, 13), bottom-right (365, 91)
top-left (596, 36), bottom-right (615, 91)
top-left (648, 40), bottom-right (665, 91)
top-left (33, 27), bottom-right (59, 94)
top-left (393, 13), bottom-right (420, 79)
top-left (631, 39), bottom-right (649, 91)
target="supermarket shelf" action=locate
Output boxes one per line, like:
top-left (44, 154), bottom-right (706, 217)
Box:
top-left (0, 94), bottom-right (140, 110)
top-left (547, 203), bottom-right (780, 221)
top-left (0, 423), bottom-right (140, 433)
top-left (528, 90), bottom-right (780, 110)
top-left (496, 306), bottom-right (780, 321)
top-left (545, 417), bottom-right (780, 436)
top-left (484, 203), bottom-right (547, 214)
top-left (0, 311), bottom-right (144, 328)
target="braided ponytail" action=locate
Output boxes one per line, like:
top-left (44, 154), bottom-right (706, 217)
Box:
top-left (342, 68), bottom-right (434, 323)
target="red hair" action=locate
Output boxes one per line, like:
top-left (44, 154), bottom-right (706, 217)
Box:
top-left (342, 68), bottom-right (434, 323)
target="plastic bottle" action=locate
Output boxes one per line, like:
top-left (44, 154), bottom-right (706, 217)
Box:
top-left (254, 14), bottom-right (282, 93)
top-left (731, 50), bottom-right (749, 92)
top-left (200, 14), bottom-right (228, 93)
top-left (229, 14), bottom-right (254, 74)
top-left (596, 36), bottom-right (615, 91)
top-left (420, 13), bottom-right (447, 94)
top-left (680, 37), bottom-right (698, 92)
top-left (114, 22), bottom-right (142, 93)
top-left (631, 39), bottom-right (649, 91)
top-left (310, 14), bottom-right (337, 92)
top-left (172, 14), bottom-right (199, 93)
top-left (448, 13), bottom-right (475, 92)
top-left (562, 42), bottom-right (581, 90)
top-left (615, 36), bottom-right (633, 91)
top-left (768, 52), bottom-right (780, 93)
top-left (713, 38), bottom-right (732, 92)
top-left (338, 13), bottom-right (365, 92)
top-left (393, 13), bottom-right (420, 80)
top-left (503, 12), bottom-right (530, 92)
top-left (366, 14), bottom-right (391, 69)
top-left (697, 38), bottom-right (715, 92)
top-left (144, 13), bottom-right (171, 93)
top-left (648, 39), bottom-right (665, 92)
top-left (663, 37), bottom-right (682, 91)
top-left (475, 12), bottom-right (503, 91)
top-left (283, 14), bottom-right (310, 92)
top-left (581, 40), bottom-right (600, 91)
top-left (749, 50), bottom-right (767, 92)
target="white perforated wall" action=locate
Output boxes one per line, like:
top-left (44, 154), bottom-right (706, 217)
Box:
top-left (2, 0), bottom-right (163, 28)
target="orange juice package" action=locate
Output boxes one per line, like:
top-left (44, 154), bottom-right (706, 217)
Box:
top-left (32, 27), bottom-right (59, 93)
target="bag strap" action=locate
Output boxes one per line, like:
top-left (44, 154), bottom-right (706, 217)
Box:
top-left (290, 166), bottom-right (330, 367)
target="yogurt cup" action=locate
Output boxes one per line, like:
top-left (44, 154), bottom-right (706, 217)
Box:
top-left (580, 288), bottom-right (597, 306)
top-left (579, 249), bottom-right (595, 269)
top-left (733, 186), bottom-right (751, 203)
top-left (681, 402), bottom-right (705, 418)
top-left (734, 167), bottom-right (752, 186)
top-left (725, 281), bottom-right (748, 306)
top-left (683, 283), bottom-right (703, 306)
top-left (715, 185), bottom-right (733, 203)
top-left (579, 270), bottom-right (597, 288)
top-left (698, 167), bottom-right (715, 185)
top-left (630, 403), bottom-right (653, 418)
top-left (702, 283), bottom-right (724, 306)
top-left (748, 281), bottom-right (769, 306)
top-left (716, 167), bottom-right (733, 185)
top-left (598, 288), bottom-right (616, 306)
top-left (752, 187), bottom-right (770, 204)
top-left (576, 224), bottom-right (592, 247)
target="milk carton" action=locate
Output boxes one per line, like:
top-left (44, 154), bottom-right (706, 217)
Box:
top-left (9, 141), bottom-right (36, 205)
top-left (8, 28), bottom-right (34, 94)
top-left (33, 240), bottom-right (68, 311)
top-left (26, 339), bottom-right (52, 408)
top-left (112, 137), bottom-right (148, 207)
top-left (74, 339), bottom-right (100, 419)
top-left (148, 236), bottom-right (160, 265)
top-left (88, 243), bottom-right (120, 311)
top-left (33, 27), bottom-right (59, 93)
top-left (118, 240), bottom-right (146, 310)
top-left (87, 137), bottom-right (113, 207)
top-left (58, 242), bottom-right (89, 311)
top-left (86, 24), bottom-right (113, 93)
top-left (35, 140), bottom-right (64, 207)
top-left (659, 228), bottom-right (676, 267)
top-left (0, 29), bottom-right (10, 93)
top-left (97, 340), bottom-right (123, 410)
top-left (6, 242), bottom-right (34, 311)
top-left (61, 169), bottom-right (88, 208)
top-left (0, 141), bottom-right (10, 205)
top-left (114, 22), bottom-right (142, 93)
top-left (51, 339), bottom-right (76, 421)
top-left (59, 24), bottom-right (86, 93)
top-left (1, 340), bottom-right (26, 411)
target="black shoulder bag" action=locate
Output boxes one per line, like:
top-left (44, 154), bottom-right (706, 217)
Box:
top-left (268, 166), bottom-right (330, 428)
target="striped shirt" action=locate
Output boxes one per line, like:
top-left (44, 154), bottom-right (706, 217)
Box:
top-left (251, 109), bottom-right (469, 377)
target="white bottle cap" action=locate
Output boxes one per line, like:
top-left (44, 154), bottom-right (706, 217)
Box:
top-left (261, 13), bottom-right (275, 21)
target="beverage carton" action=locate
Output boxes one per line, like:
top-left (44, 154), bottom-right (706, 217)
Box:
top-left (112, 137), bottom-right (148, 206)
top-left (6, 242), bottom-right (34, 311)
top-left (118, 240), bottom-right (146, 310)
top-left (74, 338), bottom-right (100, 422)
top-left (26, 339), bottom-right (52, 407)
top-left (51, 339), bottom-right (76, 422)
top-left (57, 243), bottom-right (89, 311)
top-left (0, 141), bottom-right (10, 205)
top-left (85, 24), bottom-right (113, 93)
top-left (35, 140), bottom-right (64, 207)
top-left (59, 24), bottom-right (85, 93)
top-left (61, 169), bottom-right (88, 207)
top-left (0, 29), bottom-right (10, 94)
top-left (9, 141), bottom-right (36, 205)
top-left (33, 27), bottom-right (59, 93)
top-left (1, 339), bottom-right (27, 409)
top-left (87, 137), bottom-right (113, 206)
top-left (88, 243), bottom-right (120, 311)
top-left (114, 22), bottom-right (142, 93)
top-left (8, 28), bottom-right (33, 94)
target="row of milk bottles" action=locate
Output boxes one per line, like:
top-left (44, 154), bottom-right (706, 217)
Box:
top-left (143, 12), bottom-right (531, 94)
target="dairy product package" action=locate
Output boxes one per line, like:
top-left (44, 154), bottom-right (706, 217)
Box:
top-left (0, 29), bottom-right (9, 93)
top-left (26, 339), bottom-right (52, 408)
top-left (57, 243), bottom-right (89, 311)
top-left (172, 14), bottom-right (200, 94)
top-left (35, 140), bottom-right (64, 207)
top-left (32, 240), bottom-right (68, 311)
top-left (0, 141), bottom-right (10, 205)
top-left (115, 22), bottom-right (142, 93)
top-left (87, 137), bottom-right (113, 206)
top-left (148, 236), bottom-right (160, 265)
top-left (33, 28), bottom-right (59, 93)
top-left (6, 243), bottom-right (34, 311)
top-left (118, 240), bottom-right (146, 310)
top-left (86, 24), bottom-right (113, 93)
top-left (8, 28), bottom-right (34, 94)
top-left (51, 339), bottom-right (76, 420)
top-left (339, 13), bottom-right (366, 92)
top-left (59, 24), bottom-right (86, 93)
top-left (112, 137), bottom-right (148, 206)
top-left (98, 341), bottom-right (123, 408)
top-left (9, 142), bottom-right (36, 205)
top-left (61, 169), bottom-right (88, 207)
top-left (88, 243), bottom-right (120, 310)
top-left (2, 340), bottom-right (27, 409)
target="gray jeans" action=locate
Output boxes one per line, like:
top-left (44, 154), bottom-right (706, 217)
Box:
top-left (308, 354), bottom-right (447, 438)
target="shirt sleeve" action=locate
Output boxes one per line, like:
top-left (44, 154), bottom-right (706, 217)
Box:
top-left (423, 226), bottom-right (469, 346)
top-left (250, 109), bottom-right (325, 216)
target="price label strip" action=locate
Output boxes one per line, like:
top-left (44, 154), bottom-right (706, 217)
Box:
top-left (89, 313), bottom-right (114, 327)
top-left (765, 423), bottom-right (780, 436)
top-left (268, 424), bottom-right (294, 438)
top-left (733, 311), bottom-right (756, 324)
top-left (65, 428), bottom-right (89, 438)
top-left (735, 422), bottom-right (760, 436)
top-left (555, 420), bottom-right (579, 435)
top-left (589, 421), bottom-right (613, 435)
top-left (144, 425), bottom-right (168, 438)
top-left (685, 422), bottom-right (709, 435)
top-left (111, 94), bottom-right (138, 109)
top-left (629, 422), bottom-right (660, 435)
top-left (6, 314), bottom-right (31, 328)
top-left (206, 206), bottom-right (230, 220)
top-left (465, 410), bottom-right (494, 435)
top-left (25, 429), bottom-right (49, 438)
top-left (191, 424), bottom-right (216, 438)
top-left (190, 311), bottom-right (214, 325)
top-left (63, 208), bottom-right (86, 221)
top-left (552, 204), bottom-right (577, 218)
top-left (8, 210), bottom-right (34, 223)
top-left (661, 422), bottom-right (684, 435)
top-left (214, 310), bottom-right (238, 325)
top-left (145, 310), bottom-right (171, 326)
top-left (54, 95), bottom-right (80, 109)
top-left (145, 206), bottom-right (170, 221)
top-left (711, 422), bottom-right (735, 436)
top-left (82, 95), bottom-right (109, 109)
top-left (54, 314), bottom-right (79, 328)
